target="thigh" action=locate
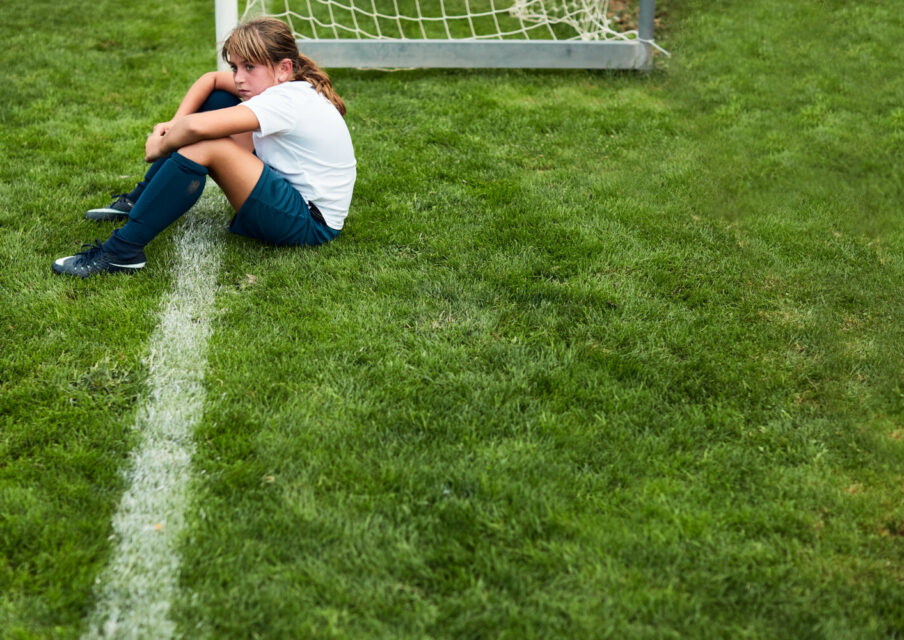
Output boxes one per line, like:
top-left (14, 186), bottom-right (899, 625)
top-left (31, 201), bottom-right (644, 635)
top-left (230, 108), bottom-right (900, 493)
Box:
top-left (230, 131), bottom-right (254, 153)
top-left (178, 138), bottom-right (264, 212)
top-left (229, 165), bottom-right (340, 246)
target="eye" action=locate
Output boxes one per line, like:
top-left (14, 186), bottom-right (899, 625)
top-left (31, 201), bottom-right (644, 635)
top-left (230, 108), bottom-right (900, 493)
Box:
top-left (245, 64), bottom-right (255, 72)
top-left (229, 64), bottom-right (237, 73)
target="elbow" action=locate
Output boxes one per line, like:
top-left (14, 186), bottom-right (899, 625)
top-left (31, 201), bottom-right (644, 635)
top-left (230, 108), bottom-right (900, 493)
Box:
top-left (201, 71), bottom-right (219, 88)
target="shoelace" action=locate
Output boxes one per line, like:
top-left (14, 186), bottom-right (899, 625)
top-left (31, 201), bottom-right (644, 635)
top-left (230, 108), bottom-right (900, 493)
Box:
top-left (73, 240), bottom-right (105, 266)
top-left (108, 193), bottom-right (133, 208)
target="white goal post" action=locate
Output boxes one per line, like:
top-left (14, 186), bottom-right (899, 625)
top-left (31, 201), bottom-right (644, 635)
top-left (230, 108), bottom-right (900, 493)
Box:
top-left (214, 0), bottom-right (660, 70)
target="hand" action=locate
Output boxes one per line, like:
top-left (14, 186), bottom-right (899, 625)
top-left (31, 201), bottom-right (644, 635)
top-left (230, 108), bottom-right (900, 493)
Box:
top-left (144, 130), bottom-right (167, 163)
top-left (152, 120), bottom-right (173, 137)
top-left (144, 120), bottom-right (174, 162)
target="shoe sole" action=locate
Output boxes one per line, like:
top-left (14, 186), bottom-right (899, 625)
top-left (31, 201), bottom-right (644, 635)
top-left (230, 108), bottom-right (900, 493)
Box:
top-left (85, 208), bottom-right (130, 221)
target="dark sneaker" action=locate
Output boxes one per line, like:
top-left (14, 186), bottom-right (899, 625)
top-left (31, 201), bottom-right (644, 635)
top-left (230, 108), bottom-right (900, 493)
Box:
top-left (85, 194), bottom-right (134, 221)
top-left (52, 240), bottom-right (146, 278)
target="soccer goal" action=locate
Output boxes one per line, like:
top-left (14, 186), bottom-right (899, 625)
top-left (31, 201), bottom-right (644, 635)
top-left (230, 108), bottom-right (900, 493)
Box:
top-left (215, 0), bottom-right (662, 70)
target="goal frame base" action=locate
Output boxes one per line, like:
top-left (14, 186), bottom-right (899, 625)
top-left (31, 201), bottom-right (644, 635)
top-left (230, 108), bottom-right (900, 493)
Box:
top-left (296, 39), bottom-right (653, 70)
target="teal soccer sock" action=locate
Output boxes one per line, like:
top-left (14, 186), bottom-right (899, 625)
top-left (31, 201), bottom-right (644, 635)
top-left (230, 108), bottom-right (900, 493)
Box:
top-left (104, 152), bottom-right (208, 257)
top-left (125, 156), bottom-right (167, 204)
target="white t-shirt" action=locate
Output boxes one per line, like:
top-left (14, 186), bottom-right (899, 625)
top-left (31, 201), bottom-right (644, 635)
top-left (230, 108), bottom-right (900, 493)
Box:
top-left (242, 81), bottom-right (356, 230)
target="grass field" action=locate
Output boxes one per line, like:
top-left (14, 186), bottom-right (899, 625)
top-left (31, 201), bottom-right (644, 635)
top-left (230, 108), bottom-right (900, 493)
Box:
top-left (2, 0), bottom-right (904, 637)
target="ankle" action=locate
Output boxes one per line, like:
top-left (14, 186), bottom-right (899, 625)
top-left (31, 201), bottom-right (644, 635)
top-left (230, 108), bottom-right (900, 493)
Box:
top-left (103, 229), bottom-right (145, 260)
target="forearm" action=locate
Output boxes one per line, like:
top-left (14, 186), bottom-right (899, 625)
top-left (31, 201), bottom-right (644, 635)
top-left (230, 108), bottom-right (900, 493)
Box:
top-left (151, 115), bottom-right (205, 157)
top-left (145, 106), bottom-right (259, 162)
top-left (171, 72), bottom-right (217, 120)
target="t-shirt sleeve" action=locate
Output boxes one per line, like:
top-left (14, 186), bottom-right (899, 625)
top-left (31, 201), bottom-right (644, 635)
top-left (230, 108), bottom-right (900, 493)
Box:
top-left (242, 87), bottom-right (296, 137)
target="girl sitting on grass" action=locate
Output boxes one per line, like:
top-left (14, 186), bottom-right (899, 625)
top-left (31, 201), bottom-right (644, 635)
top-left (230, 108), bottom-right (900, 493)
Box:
top-left (53, 17), bottom-right (355, 277)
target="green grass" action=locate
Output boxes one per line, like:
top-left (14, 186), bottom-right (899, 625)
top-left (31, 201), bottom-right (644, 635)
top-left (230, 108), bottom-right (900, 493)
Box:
top-left (2, 0), bottom-right (904, 637)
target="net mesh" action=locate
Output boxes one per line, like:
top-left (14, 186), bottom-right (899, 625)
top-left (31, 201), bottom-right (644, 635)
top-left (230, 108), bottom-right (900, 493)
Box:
top-left (240, 0), bottom-right (640, 42)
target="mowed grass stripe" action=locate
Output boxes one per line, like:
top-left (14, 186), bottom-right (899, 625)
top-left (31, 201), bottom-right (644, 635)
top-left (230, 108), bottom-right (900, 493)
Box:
top-left (82, 190), bottom-right (225, 638)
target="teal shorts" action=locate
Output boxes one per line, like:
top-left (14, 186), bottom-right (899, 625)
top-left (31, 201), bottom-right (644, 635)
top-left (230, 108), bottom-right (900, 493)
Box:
top-left (229, 164), bottom-right (340, 246)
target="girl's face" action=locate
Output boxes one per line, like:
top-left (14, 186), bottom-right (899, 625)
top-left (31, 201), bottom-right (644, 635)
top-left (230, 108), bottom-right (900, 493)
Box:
top-left (229, 53), bottom-right (280, 100)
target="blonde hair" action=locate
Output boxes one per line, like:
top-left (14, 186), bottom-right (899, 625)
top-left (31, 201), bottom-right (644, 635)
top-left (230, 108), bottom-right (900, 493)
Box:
top-left (222, 17), bottom-right (346, 117)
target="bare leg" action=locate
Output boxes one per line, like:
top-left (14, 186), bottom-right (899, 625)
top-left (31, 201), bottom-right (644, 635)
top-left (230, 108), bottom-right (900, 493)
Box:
top-left (177, 138), bottom-right (264, 212)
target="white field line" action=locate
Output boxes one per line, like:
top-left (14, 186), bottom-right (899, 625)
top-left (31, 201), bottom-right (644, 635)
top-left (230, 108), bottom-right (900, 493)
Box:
top-left (83, 188), bottom-right (225, 639)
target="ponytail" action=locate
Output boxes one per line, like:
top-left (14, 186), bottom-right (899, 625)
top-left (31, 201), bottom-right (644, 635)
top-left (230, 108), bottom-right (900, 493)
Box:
top-left (293, 53), bottom-right (346, 117)
top-left (222, 17), bottom-right (346, 117)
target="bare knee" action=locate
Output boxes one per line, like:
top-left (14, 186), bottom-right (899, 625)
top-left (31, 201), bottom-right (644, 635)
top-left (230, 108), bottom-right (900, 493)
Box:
top-left (177, 140), bottom-right (222, 167)
top-left (178, 139), bottom-right (254, 176)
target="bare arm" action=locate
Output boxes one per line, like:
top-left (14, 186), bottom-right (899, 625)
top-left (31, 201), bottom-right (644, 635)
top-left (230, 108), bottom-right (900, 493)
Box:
top-left (173, 71), bottom-right (238, 118)
top-left (151, 71), bottom-right (240, 137)
top-left (145, 105), bottom-right (259, 162)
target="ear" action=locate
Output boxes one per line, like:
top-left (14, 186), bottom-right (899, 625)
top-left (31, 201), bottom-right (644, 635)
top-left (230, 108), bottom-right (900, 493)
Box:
top-left (276, 58), bottom-right (294, 82)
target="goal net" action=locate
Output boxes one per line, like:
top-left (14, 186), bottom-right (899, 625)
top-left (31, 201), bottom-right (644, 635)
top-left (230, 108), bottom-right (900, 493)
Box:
top-left (227, 0), bottom-right (662, 69)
